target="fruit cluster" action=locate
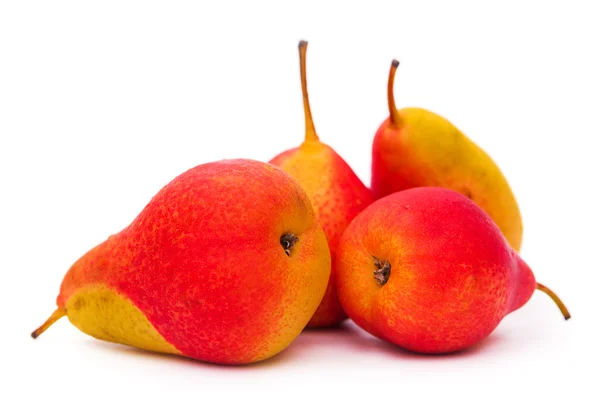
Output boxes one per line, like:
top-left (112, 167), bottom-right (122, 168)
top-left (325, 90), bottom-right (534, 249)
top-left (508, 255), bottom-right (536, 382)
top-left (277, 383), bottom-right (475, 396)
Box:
top-left (32, 41), bottom-right (569, 365)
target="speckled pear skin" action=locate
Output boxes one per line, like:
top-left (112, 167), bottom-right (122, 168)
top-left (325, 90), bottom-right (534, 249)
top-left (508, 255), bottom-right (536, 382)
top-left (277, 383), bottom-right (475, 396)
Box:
top-left (371, 61), bottom-right (523, 251)
top-left (336, 187), bottom-right (538, 354)
top-left (269, 41), bottom-right (374, 328)
top-left (41, 159), bottom-right (331, 365)
top-left (65, 285), bottom-right (180, 355)
top-left (271, 142), bottom-right (373, 327)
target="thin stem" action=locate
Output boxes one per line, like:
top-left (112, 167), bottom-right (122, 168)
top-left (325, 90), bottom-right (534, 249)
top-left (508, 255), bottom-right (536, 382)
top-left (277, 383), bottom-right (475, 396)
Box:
top-left (298, 40), bottom-right (319, 142)
top-left (31, 308), bottom-right (66, 338)
top-left (388, 60), bottom-right (402, 128)
top-left (536, 283), bottom-right (571, 320)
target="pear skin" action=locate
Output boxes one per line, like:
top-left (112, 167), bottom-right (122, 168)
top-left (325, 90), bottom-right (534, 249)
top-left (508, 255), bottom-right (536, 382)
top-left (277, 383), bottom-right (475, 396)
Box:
top-left (269, 41), bottom-right (374, 328)
top-left (371, 60), bottom-right (523, 251)
top-left (335, 187), bottom-right (570, 354)
top-left (32, 159), bottom-right (331, 365)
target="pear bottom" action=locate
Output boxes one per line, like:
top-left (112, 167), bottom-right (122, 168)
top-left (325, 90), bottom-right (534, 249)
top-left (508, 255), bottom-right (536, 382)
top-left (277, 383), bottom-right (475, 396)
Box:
top-left (66, 285), bottom-right (180, 355)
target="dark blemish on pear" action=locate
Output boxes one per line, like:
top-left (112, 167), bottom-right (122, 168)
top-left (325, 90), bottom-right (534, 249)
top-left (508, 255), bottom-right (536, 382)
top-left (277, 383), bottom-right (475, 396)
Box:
top-left (373, 256), bottom-right (391, 285)
top-left (73, 298), bottom-right (85, 310)
top-left (463, 187), bottom-right (473, 200)
top-left (280, 233), bottom-right (299, 256)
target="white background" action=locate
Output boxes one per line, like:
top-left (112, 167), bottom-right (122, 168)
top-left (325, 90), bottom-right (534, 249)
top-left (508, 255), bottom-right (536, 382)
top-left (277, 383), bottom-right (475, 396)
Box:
top-left (1, 1), bottom-right (598, 399)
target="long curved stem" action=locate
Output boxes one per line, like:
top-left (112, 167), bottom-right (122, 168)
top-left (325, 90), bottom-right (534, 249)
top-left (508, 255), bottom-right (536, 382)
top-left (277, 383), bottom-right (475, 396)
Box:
top-left (298, 40), bottom-right (319, 142)
top-left (536, 283), bottom-right (571, 320)
top-left (31, 308), bottom-right (66, 338)
top-left (388, 60), bottom-right (402, 128)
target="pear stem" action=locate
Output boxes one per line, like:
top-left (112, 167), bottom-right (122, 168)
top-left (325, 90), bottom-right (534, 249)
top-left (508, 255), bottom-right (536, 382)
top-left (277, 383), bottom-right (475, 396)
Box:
top-left (31, 308), bottom-right (66, 338)
top-left (298, 40), bottom-right (319, 142)
top-left (536, 283), bottom-right (571, 320)
top-left (387, 60), bottom-right (402, 128)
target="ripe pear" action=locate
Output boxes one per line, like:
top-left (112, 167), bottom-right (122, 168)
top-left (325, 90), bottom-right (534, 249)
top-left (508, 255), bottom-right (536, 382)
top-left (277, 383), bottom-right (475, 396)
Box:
top-left (269, 41), bottom-right (374, 328)
top-left (371, 60), bottom-right (523, 251)
top-left (32, 159), bottom-right (331, 365)
top-left (336, 187), bottom-right (570, 354)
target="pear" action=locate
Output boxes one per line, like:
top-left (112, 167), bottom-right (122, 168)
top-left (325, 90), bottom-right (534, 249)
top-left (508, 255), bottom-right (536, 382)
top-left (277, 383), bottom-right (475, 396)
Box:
top-left (371, 60), bottom-right (523, 251)
top-left (32, 159), bottom-right (331, 365)
top-left (269, 41), bottom-right (374, 327)
top-left (336, 187), bottom-right (570, 354)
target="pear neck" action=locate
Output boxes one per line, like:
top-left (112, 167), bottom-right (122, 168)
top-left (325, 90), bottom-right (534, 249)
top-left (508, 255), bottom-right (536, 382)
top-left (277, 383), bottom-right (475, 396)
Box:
top-left (300, 139), bottom-right (325, 152)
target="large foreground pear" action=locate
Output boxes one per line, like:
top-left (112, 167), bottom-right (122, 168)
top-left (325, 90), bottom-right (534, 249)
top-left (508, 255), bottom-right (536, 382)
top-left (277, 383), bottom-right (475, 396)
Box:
top-left (269, 41), bottom-right (373, 328)
top-left (32, 159), bottom-right (331, 365)
top-left (336, 187), bottom-right (569, 354)
top-left (371, 61), bottom-right (523, 251)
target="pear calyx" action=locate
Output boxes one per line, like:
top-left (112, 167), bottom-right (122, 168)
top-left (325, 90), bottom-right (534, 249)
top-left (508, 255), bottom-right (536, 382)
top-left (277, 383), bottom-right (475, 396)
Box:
top-left (373, 257), bottom-right (391, 286)
top-left (280, 232), bottom-right (299, 256)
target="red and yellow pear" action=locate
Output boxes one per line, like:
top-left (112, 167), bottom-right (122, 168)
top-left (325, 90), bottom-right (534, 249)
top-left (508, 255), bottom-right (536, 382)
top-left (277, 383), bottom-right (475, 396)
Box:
top-left (269, 41), bottom-right (374, 328)
top-left (32, 159), bottom-right (331, 365)
top-left (371, 61), bottom-right (523, 251)
top-left (336, 187), bottom-right (569, 354)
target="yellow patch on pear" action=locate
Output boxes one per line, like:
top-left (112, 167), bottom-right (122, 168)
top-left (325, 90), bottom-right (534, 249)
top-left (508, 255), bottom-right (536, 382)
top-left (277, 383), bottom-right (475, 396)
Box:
top-left (393, 108), bottom-right (523, 251)
top-left (66, 285), bottom-right (180, 355)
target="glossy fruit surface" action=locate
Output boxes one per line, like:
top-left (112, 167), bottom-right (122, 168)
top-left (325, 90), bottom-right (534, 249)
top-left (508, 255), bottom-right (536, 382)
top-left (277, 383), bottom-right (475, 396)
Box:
top-left (336, 187), bottom-right (569, 353)
top-left (32, 159), bottom-right (331, 365)
top-left (371, 61), bottom-right (523, 250)
top-left (270, 41), bottom-right (373, 327)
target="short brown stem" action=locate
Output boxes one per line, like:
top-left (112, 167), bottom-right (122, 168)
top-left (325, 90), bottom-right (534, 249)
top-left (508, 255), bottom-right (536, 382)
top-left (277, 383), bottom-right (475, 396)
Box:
top-left (373, 257), bottom-right (391, 285)
top-left (536, 283), bottom-right (571, 320)
top-left (31, 308), bottom-right (66, 338)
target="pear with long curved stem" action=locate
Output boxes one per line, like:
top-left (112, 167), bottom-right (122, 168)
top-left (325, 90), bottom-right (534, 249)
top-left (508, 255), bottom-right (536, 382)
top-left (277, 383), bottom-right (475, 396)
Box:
top-left (371, 60), bottom-right (524, 251)
top-left (269, 40), bottom-right (373, 328)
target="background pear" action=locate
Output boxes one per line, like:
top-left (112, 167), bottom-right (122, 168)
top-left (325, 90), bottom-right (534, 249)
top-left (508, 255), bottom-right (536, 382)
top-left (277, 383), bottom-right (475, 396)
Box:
top-left (371, 60), bottom-right (523, 251)
top-left (336, 187), bottom-right (569, 354)
top-left (269, 41), bottom-right (374, 328)
top-left (32, 159), bottom-right (331, 365)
